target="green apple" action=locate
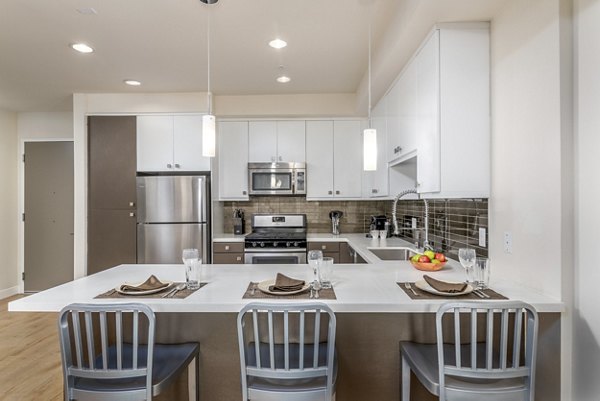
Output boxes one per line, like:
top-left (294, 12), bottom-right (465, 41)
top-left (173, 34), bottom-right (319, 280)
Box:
top-left (424, 250), bottom-right (436, 260)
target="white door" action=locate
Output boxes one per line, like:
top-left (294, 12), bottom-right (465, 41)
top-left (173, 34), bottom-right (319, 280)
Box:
top-left (306, 121), bottom-right (334, 199)
top-left (333, 121), bottom-right (363, 198)
top-left (218, 121), bottom-right (249, 200)
top-left (277, 121), bottom-right (305, 162)
top-left (416, 30), bottom-right (441, 193)
top-left (173, 115), bottom-right (211, 171)
top-left (137, 116), bottom-right (174, 172)
top-left (248, 121), bottom-right (277, 162)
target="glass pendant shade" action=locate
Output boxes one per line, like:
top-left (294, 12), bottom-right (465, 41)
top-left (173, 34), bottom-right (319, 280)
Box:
top-left (363, 128), bottom-right (377, 171)
top-left (202, 114), bottom-right (216, 157)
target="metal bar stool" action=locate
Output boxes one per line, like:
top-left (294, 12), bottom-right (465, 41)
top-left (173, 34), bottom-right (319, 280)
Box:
top-left (58, 303), bottom-right (200, 401)
top-left (401, 301), bottom-right (538, 401)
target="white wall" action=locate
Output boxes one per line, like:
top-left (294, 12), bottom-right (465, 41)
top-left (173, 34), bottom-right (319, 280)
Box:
top-left (490, 0), bottom-right (567, 298)
top-left (0, 110), bottom-right (18, 298)
top-left (574, 0), bottom-right (600, 399)
top-left (490, 2), bottom-right (574, 398)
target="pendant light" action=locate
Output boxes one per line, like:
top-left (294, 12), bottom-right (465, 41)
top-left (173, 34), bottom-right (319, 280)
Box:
top-left (363, 22), bottom-right (377, 171)
top-left (202, 0), bottom-right (217, 157)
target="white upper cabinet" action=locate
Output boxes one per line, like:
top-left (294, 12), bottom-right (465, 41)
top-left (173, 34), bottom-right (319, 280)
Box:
top-left (218, 121), bottom-right (249, 201)
top-left (137, 115), bottom-right (211, 172)
top-left (366, 98), bottom-right (389, 198)
top-left (387, 60), bottom-right (418, 164)
top-left (248, 121), bottom-right (305, 163)
top-left (333, 121), bottom-right (363, 199)
top-left (306, 121), bottom-right (334, 199)
top-left (306, 120), bottom-right (363, 200)
top-left (383, 23), bottom-right (490, 199)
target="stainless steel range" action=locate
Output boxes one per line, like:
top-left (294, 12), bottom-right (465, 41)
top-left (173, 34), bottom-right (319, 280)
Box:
top-left (244, 214), bottom-right (307, 264)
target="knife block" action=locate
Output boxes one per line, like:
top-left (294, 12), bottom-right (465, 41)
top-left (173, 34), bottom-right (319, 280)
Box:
top-left (233, 218), bottom-right (245, 235)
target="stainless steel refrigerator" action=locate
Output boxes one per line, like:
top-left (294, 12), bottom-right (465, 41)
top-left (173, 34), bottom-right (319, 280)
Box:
top-left (136, 175), bottom-right (210, 264)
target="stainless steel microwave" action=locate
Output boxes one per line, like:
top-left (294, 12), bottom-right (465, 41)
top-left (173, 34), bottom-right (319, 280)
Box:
top-left (248, 162), bottom-right (306, 195)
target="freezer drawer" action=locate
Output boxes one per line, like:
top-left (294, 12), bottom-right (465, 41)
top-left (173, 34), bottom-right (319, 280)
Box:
top-left (137, 223), bottom-right (208, 264)
top-left (137, 175), bottom-right (208, 223)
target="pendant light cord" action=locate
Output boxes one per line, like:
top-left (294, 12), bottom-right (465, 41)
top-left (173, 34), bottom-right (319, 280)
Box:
top-left (207, 8), bottom-right (212, 115)
top-left (367, 21), bottom-right (372, 129)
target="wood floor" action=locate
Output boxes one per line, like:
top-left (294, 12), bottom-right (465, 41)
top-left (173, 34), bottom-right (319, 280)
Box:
top-left (0, 295), bottom-right (63, 401)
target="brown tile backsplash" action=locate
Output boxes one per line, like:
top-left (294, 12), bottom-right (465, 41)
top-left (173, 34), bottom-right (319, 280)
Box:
top-left (222, 197), bottom-right (488, 258)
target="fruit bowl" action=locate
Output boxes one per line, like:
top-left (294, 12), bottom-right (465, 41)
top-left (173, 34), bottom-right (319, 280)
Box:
top-left (410, 260), bottom-right (446, 272)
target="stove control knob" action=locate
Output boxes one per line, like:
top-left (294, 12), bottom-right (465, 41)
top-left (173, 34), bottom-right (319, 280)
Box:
top-left (260, 242), bottom-right (265, 248)
top-left (252, 242), bottom-right (258, 248)
top-left (286, 242), bottom-right (292, 247)
top-left (293, 242), bottom-right (299, 247)
top-left (273, 242), bottom-right (278, 247)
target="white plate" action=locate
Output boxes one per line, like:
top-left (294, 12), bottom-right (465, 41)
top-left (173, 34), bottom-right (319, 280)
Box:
top-left (414, 279), bottom-right (474, 297)
top-left (115, 281), bottom-right (173, 296)
top-left (257, 279), bottom-right (310, 296)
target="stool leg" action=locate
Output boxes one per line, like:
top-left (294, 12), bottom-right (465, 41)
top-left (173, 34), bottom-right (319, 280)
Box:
top-left (401, 355), bottom-right (410, 401)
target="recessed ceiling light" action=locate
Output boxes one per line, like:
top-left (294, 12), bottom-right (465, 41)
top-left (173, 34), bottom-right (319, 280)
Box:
top-left (124, 80), bottom-right (141, 86)
top-left (269, 39), bottom-right (287, 49)
top-left (276, 76), bottom-right (291, 83)
top-left (70, 43), bottom-right (94, 53)
top-left (76, 7), bottom-right (97, 15)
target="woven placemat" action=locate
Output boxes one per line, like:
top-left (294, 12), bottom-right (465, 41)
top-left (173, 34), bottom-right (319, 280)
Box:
top-left (95, 282), bottom-right (207, 299)
top-left (397, 282), bottom-right (508, 300)
top-left (243, 282), bottom-right (337, 300)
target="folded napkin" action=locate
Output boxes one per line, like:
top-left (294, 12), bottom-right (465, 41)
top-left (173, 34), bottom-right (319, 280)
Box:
top-left (423, 275), bottom-right (467, 294)
top-left (268, 273), bottom-right (306, 292)
top-left (120, 275), bottom-right (170, 292)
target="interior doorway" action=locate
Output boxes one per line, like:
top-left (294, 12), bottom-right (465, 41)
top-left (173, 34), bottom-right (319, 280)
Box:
top-left (23, 141), bottom-right (74, 292)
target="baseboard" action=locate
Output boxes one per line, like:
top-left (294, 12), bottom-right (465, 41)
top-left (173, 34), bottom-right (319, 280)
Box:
top-left (0, 286), bottom-right (19, 300)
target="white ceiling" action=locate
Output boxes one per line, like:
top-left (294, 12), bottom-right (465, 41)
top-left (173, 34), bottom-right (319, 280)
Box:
top-left (0, 0), bottom-right (507, 113)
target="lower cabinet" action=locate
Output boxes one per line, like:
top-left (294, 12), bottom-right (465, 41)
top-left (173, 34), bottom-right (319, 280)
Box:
top-left (213, 242), bottom-right (244, 264)
top-left (308, 242), bottom-right (340, 263)
top-left (340, 243), bottom-right (367, 264)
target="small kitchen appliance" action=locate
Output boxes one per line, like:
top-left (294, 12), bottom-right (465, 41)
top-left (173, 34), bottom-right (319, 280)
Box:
top-left (244, 214), bottom-right (307, 264)
top-left (329, 210), bottom-right (343, 235)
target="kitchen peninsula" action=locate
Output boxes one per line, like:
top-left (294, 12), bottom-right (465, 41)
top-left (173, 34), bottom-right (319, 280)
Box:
top-left (10, 260), bottom-right (562, 401)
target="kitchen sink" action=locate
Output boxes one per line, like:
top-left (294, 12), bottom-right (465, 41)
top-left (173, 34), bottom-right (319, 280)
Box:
top-left (368, 247), bottom-right (416, 261)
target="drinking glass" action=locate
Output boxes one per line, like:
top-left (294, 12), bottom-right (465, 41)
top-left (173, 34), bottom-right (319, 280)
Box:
top-left (319, 257), bottom-right (334, 289)
top-left (474, 258), bottom-right (490, 290)
top-left (182, 248), bottom-right (201, 290)
top-left (307, 250), bottom-right (323, 284)
top-left (458, 248), bottom-right (476, 284)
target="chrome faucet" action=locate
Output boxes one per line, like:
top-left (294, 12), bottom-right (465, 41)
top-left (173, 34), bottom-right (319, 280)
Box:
top-left (391, 189), bottom-right (432, 251)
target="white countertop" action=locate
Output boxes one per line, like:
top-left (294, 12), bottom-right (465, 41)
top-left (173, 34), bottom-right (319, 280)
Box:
top-left (212, 234), bottom-right (246, 242)
top-left (9, 261), bottom-right (563, 314)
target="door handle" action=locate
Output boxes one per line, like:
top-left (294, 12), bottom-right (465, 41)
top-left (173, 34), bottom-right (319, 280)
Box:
top-left (242, 190), bottom-right (247, 195)
top-left (328, 190), bottom-right (333, 195)
top-left (175, 163), bottom-right (181, 168)
top-left (167, 163), bottom-right (173, 168)
top-left (335, 190), bottom-right (340, 195)
top-left (129, 212), bottom-right (136, 217)
top-left (129, 201), bottom-right (135, 207)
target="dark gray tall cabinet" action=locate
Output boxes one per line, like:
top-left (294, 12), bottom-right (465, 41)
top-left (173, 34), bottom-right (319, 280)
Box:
top-left (87, 116), bottom-right (137, 274)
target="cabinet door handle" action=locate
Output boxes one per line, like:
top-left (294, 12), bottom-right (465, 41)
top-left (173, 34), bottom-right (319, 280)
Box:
top-left (372, 189), bottom-right (378, 194)
top-left (175, 163), bottom-right (181, 168)
top-left (129, 212), bottom-right (136, 217)
top-left (225, 245), bottom-right (230, 251)
top-left (167, 163), bottom-right (173, 168)
top-left (129, 201), bottom-right (136, 207)
top-left (328, 190), bottom-right (333, 195)
top-left (242, 190), bottom-right (247, 195)
top-left (335, 190), bottom-right (340, 195)
top-left (321, 245), bottom-right (327, 250)
top-left (236, 256), bottom-right (242, 261)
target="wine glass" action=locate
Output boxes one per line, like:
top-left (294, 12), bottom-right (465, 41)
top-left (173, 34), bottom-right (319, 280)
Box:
top-left (307, 250), bottom-right (323, 284)
top-left (182, 248), bottom-right (200, 289)
top-left (458, 248), bottom-right (476, 284)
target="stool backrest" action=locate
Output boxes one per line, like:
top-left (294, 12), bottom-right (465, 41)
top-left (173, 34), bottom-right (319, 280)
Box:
top-left (58, 303), bottom-right (155, 400)
top-left (436, 301), bottom-right (538, 401)
top-left (237, 302), bottom-right (336, 401)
